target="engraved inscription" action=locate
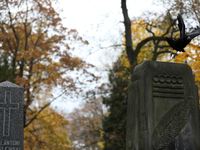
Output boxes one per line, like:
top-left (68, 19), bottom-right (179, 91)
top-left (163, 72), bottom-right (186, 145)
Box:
top-left (0, 147), bottom-right (20, 150)
top-left (0, 141), bottom-right (20, 146)
top-left (0, 91), bottom-right (19, 136)
top-left (152, 75), bottom-right (184, 99)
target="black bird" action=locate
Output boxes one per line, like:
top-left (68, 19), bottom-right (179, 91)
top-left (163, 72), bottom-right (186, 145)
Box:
top-left (166, 13), bottom-right (200, 52)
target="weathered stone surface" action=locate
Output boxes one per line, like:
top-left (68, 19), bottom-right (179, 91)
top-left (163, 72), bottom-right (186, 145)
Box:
top-left (0, 81), bottom-right (24, 150)
top-left (126, 61), bottom-right (200, 150)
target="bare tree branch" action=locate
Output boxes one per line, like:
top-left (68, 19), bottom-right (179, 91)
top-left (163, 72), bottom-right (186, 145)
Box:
top-left (146, 23), bottom-right (155, 36)
top-left (135, 36), bottom-right (167, 54)
top-left (162, 19), bottom-right (177, 37)
top-left (24, 90), bottom-right (67, 128)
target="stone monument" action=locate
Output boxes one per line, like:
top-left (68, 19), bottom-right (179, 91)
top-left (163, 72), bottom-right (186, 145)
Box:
top-left (0, 81), bottom-right (24, 150)
top-left (126, 61), bottom-right (200, 150)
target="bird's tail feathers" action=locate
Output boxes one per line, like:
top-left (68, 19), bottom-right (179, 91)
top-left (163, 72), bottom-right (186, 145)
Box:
top-left (187, 27), bottom-right (200, 39)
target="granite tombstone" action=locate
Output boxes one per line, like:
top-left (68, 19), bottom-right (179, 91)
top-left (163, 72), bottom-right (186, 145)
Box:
top-left (126, 61), bottom-right (200, 150)
top-left (0, 81), bottom-right (23, 150)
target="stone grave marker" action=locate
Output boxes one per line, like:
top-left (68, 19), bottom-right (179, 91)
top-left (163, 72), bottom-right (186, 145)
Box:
top-left (126, 61), bottom-right (200, 150)
top-left (0, 81), bottom-right (23, 150)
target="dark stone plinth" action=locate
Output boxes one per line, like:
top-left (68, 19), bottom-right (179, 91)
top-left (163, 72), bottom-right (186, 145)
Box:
top-left (0, 81), bottom-right (23, 150)
top-left (126, 61), bottom-right (200, 150)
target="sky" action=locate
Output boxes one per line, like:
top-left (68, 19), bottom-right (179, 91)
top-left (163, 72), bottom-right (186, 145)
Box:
top-left (52, 0), bottom-right (160, 112)
top-left (58, 0), bottom-right (157, 65)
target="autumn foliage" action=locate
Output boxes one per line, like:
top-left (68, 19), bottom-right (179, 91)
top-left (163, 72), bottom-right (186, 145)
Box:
top-left (0, 0), bottom-right (98, 148)
top-left (24, 105), bottom-right (71, 149)
top-left (0, 0), bottom-right (90, 122)
top-left (1, 0), bottom-right (200, 149)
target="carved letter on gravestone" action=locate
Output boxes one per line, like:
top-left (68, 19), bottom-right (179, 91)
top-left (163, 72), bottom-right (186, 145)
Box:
top-left (126, 61), bottom-right (200, 150)
top-left (0, 81), bottom-right (23, 150)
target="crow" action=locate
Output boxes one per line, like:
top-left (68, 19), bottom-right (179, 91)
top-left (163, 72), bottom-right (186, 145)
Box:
top-left (166, 13), bottom-right (200, 52)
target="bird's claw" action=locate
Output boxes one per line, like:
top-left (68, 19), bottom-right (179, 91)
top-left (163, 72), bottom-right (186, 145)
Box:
top-left (170, 52), bottom-right (176, 59)
top-left (195, 26), bottom-right (199, 30)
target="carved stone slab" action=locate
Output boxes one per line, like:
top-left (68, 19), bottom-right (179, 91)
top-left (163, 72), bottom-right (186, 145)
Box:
top-left (126, 61), bottom-right (200, 150)
top-left (0, 81), bottom-right (24, 150)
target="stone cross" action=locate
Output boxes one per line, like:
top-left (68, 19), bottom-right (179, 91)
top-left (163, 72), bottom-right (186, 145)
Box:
top-left (0, 81), bottom-right (23, 150)
top-left (126, 61), bottom-right (200, 150)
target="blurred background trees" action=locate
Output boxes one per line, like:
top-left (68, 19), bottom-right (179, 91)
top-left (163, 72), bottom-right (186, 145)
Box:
top-left (0, 0), bottom-right (97, 149)
top-left (66, 98), bottom-right (104, 150)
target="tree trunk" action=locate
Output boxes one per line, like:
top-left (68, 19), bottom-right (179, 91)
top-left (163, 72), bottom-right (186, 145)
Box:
top-left (121, 0), bottom-right (137, 72)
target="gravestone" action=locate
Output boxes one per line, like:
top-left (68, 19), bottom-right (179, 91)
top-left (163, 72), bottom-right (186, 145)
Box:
top-left (126, 61), bottom-right (200, 150)
top-left (0, 81), bottom-right (24, 150)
